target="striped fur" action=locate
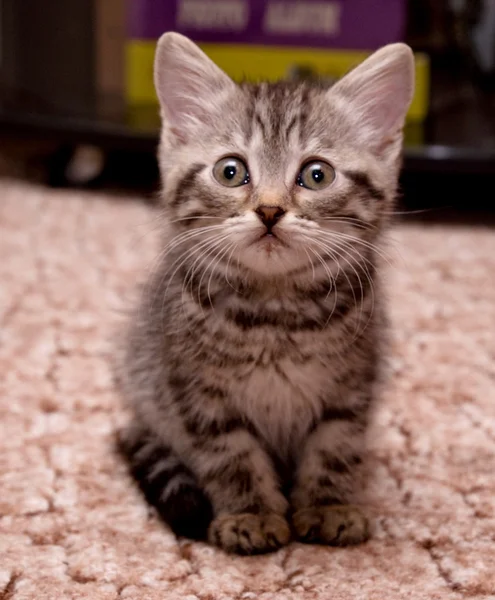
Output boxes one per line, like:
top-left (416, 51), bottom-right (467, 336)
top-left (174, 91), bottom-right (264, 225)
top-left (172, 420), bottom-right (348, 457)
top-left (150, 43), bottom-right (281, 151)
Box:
top-left (116, 34), bottom-right (414, 554)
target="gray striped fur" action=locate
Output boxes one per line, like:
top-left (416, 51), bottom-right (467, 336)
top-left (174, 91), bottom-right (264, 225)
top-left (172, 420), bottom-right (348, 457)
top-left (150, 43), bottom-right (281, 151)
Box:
top-left (116, 33), bottom-right (414, 554)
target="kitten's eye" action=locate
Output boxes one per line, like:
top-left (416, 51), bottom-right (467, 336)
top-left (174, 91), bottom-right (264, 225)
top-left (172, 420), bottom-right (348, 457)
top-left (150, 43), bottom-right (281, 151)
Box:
top-left (213, 157), bottom-right (250, 187)
top-left (297, 160), bottom-right (335, 190)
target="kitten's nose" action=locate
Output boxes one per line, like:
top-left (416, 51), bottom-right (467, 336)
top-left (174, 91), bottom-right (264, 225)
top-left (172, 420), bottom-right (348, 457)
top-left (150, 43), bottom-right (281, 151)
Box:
top-left (255, 205), bottom-right (286, 232)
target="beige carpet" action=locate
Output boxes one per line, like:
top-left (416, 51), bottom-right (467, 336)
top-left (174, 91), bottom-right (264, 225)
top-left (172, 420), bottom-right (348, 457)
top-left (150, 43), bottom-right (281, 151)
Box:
top-left (1, 178), bottom-right (495, 600)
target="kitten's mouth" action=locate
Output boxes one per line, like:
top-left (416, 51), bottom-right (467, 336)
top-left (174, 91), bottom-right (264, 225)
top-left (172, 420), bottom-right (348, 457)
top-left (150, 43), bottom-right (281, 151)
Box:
top-left (254, 231), bottom-right (288, 252)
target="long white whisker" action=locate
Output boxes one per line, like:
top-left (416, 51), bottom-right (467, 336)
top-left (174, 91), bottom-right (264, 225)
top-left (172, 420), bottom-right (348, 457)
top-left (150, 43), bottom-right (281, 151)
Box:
top-left (145, 224), bottom-right (227, 291)
top-left (149, 224), bottom-right (226, 293)
top-left (309, 237), bottom-right (364, 337)
top-left (306, 244), bottom-right (337, 305)
top-left (207, 241), bottom-right (235, 310)
top-left (331, 241), bottom-right (376, 342)
top-left (316, 229), bottom-right (396, 268)
top-left (130, 211), bottom-right (167, 249)
top-left (224, 243), bottom-right (239, 292)
top-left (310, 235), bottom-right (376, 341)
top-left (157, 234), bottom-right (230, 326)
top-left (183, 235), bottom-right (233, 328)
top-left (162, 225), bottom-right (226, 256)
top-left (306, 243), bottom-right (336, 299)
top-left (304, 243), bottom-right (341, 328)
top-left (182, 237), bottom-right (221, 297)
top-left (316, 233), bottom-right (377, 275)
top-left (183, 235), bottom-right (231, 318)
top-left (303, 246), bottom-right (316, 282)
top-left (160, 237), bottom-right (216, 317)
top-left (184, 235), bottom-right (228, 290)
top-left (167, 215), bottom-right (224, 225)
top-left (320, 217), bottom-right (378, 231)
top-left (180, 237), bottom-right (220, 322)
top-left (330, 241), bottom-right (375, 331)
top-left (193, 236), bottom-right (232, 311)
top-left (157, 232), bottom-right (222, 296)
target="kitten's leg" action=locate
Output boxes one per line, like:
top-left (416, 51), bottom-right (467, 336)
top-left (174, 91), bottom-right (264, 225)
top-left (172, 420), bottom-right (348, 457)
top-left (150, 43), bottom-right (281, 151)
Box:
top-left (190, 430), bottom-right (290, 554)
top-left (291, 411), bottom-right (370, 546)
top-left (117, 422), bottom-right (213, 540)
top-left (118, 420), bottom-right (290, 554)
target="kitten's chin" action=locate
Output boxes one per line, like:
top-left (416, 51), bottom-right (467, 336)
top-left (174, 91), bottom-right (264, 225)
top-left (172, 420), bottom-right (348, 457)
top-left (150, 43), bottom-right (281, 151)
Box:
top-left (238, 237), bottom-right (308, 276)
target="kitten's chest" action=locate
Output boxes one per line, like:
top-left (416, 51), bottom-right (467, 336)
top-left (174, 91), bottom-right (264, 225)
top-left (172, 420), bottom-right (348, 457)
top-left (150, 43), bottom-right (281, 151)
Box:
top-left (229, 347), bottom-right (329, 457)
top-left (201, 296), bottom-right (342, 454)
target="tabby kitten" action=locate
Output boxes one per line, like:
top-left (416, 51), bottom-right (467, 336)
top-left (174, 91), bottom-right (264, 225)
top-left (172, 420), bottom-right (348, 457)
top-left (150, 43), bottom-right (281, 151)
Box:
top-left (117, 32), bottom-right (414, 554)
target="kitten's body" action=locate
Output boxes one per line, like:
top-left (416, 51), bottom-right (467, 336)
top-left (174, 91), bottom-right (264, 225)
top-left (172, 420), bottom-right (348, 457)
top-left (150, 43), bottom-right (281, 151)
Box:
top-left (117, 34), bottom-right (414, 554)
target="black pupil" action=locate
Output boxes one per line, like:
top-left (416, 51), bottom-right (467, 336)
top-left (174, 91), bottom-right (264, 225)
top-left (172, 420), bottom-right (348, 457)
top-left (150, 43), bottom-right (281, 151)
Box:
top-left (224, 164), bottom-right (237, 180)
top-left (311, 166), bottom-right (324, 183)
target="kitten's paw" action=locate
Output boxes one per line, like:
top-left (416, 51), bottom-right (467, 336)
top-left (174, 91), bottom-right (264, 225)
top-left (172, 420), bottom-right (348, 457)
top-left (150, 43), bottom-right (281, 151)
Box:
top-left (209, 512), bottom-right (291, 554)
top-left (292, 505), bottom-right (369, 546)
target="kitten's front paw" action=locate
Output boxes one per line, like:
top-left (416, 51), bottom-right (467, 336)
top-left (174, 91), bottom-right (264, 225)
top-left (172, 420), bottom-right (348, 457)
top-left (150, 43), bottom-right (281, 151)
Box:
top-left (209, 512), bottom-right (291, 554)
top-left (292, 505), bottom-right (369, 546)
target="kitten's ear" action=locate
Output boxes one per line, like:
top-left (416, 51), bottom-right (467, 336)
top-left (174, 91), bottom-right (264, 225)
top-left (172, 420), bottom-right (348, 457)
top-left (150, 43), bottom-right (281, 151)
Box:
top-left (154, 32), bottom-right (236, 142)
top-left (330, 43), bottom-right (415, 158)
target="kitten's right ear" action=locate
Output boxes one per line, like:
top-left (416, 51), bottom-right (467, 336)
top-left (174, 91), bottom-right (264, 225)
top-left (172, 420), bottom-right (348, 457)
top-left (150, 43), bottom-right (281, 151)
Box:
top-left (154, 32), bottom-right (236, 143)
top-left (329, 43), bottom-right (415, 159)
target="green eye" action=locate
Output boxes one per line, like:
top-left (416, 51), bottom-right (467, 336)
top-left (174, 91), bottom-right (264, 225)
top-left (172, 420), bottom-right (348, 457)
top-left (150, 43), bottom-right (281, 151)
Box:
top-left (297, 160), bottom-right (335, 190)
top-left (213, 157), bottom-right (250, 187)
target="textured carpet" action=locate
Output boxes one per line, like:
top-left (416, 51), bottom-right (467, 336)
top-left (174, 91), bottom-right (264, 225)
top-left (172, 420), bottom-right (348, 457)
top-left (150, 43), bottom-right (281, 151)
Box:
top-left (1, 178), bottom-right (495, 600)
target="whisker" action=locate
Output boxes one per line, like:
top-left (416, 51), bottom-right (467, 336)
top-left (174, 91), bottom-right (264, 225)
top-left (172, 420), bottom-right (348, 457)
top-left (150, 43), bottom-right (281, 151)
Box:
top-left (126, 209), bottom-right (167, 252)
top-left (225, 243), bottom-right (240, 292)
top-left (306, 244), bottom-right (339, 316)
top-left (196, 236), bottom-right (232, 310)
top-left (333, 229), bottom-right (405, 270)
top-left (306, 244), bottom-right (333, 294)
top-left (304, 243), bottom-right (341, 329)
top-left (155, 230), bottom-right (223, 294)
top-left (167, 215), bottom-right (224, 225)
top-left (180, 239), bottom-right (216, 322)
top-left (382, 207), bottom-right (443, 217)
top-left (182, 238), bottom-right (218, 297)
top-left (303, 247), bottom-right (316, 282)
top-left (183, 235), bottom-right (227, 288)
top-left (314, 229), bottom-right (396, 269)
top-left (182, 235), bottom-right (231, 318)
top-left (158, 237), bottom-right (214, 318)
top-left (319, 216), bottom-right (378, 231)
top-left (162, 224), bottom-right (226, 255)
top-left (331, 242), bottom-right (376, 343)
top-left (156, 234), bottom-right (230, 327)
top-left (309, 235), bottom-right (376, 341)
top-left (207, 241), bottom-right (235, 309)
top-left (309, 237), bottom-right (363, 337)
top-left (338, 250), bottom-right (375, 344)
top-left (317, 234), bottom-right (377, 274)
top-left (180, 235), bottom-right (232, 327)
top-left (146, 224), bottom-right (227, 290)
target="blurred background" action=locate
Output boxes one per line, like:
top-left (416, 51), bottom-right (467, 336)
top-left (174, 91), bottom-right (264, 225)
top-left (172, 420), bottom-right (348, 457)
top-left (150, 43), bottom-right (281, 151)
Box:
top-left (0, 0), bottom-right (494, 218)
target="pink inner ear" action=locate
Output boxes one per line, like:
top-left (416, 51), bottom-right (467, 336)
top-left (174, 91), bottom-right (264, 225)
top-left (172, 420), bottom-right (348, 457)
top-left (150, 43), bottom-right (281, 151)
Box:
top-left (357, 75), bottom-right (410, 139)
top-left (331, 45), bottom-right (414, 145)
top-left (154, 34), bottom-right (236, 141)
top-left (160, 67), bottom-right (204, 127)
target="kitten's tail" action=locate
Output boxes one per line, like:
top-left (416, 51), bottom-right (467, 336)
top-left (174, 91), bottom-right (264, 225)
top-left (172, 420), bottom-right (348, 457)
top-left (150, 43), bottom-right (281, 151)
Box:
top-left (117, 422), bottom-right (213, 540)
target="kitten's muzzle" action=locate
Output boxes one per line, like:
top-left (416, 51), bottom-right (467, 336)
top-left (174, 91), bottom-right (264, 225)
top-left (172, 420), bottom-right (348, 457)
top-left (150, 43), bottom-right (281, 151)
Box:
top-left (255, 205), bottom-right (286, 234)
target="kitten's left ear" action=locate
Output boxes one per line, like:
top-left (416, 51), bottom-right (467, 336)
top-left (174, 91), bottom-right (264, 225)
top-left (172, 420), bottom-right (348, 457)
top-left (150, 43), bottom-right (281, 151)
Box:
top-left (154, 32), bottom-right (237, 142)
top-left (330, 43), bottom-right (415, 159)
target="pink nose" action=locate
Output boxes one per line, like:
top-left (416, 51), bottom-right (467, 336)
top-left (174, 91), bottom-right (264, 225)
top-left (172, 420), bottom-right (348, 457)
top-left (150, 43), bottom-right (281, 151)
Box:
top-left (255, 205), bottom-right (286, 231)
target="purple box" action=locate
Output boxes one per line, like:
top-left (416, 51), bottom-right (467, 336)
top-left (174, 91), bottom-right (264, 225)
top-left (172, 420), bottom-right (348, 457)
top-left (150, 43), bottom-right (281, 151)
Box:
top-left (128, 0), bottom-right (406, 51)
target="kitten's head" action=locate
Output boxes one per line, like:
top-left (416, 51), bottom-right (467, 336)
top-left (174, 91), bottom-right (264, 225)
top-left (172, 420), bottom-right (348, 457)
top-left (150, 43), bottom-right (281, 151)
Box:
top-left (154, 33), bottom-right (414, 278)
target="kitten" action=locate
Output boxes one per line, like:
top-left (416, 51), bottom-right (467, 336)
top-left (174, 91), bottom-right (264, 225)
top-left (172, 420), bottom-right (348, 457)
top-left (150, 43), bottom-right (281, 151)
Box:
top-left (117, 32), bottom-right (414, 554)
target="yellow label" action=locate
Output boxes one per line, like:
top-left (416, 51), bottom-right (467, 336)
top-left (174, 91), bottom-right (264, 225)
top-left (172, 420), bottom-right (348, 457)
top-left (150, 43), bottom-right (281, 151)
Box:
top-left (126, 42), bottom-right (157, 104)
top-left (126, 41), bottom-right (430, 122)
